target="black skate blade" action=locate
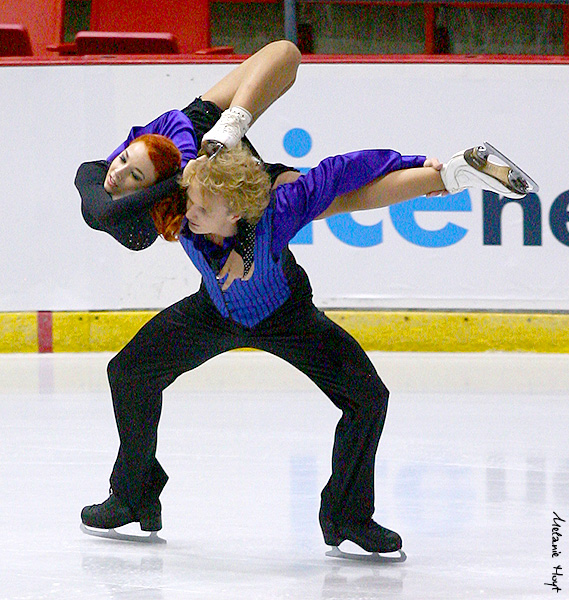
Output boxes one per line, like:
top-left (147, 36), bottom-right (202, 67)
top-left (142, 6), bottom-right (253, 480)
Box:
top-left (325, 545), bottom-right (407, 563)
top-left (80, 523), bottom-right (166, 544)
top-left (480, 141), bottom-right (540, 194)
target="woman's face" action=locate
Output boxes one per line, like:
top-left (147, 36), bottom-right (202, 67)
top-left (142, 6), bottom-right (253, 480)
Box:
top-left (104, 141), bottom-right (157, 199)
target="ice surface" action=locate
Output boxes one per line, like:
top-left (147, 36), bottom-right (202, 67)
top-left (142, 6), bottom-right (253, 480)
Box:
top-left (0, 351), bottom-right (567, 599)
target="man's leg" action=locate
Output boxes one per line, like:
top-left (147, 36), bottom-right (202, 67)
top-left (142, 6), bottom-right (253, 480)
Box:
top-left (250, 301), bottom-right (400, 552)
top-left (82, 292), bottom-right (236, 530)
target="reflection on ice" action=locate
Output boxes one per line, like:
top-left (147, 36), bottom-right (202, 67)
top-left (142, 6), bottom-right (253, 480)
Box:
top-left (0, 352), bottom-right (567, 600)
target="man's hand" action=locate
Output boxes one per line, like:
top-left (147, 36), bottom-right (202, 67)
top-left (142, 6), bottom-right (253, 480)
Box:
top-left (217, 249), bottom-right (255, 291)
top-left (423, 156), bottom-right (448, 196)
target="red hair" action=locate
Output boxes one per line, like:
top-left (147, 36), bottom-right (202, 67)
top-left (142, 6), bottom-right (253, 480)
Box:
top-left (135, 133), bottom-right (181, 180)
top-left (151, 186), bottom-right (187, 242)
top-left (129, 134), bottom-right (185, 241)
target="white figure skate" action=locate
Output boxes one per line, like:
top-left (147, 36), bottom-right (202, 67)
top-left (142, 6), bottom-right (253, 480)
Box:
top-left (202, 106), bottom-right (252, 159)
top-left (441, 141), bottom-right (539, 199)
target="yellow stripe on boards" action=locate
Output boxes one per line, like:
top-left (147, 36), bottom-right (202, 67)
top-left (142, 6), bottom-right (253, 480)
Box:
top-left (0, 313), bottom-right (38, 352)
top-left (52, 311), bottom-right (157, 352)
top-left (327, 311), bottom-right (569, 353)
top-left (0, 310), bottom-right (568, 353)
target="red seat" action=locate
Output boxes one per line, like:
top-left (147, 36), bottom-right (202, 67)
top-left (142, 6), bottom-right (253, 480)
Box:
top-left (0, 24), bottom-right (33, 56)
top-left (194, 46), bottom-right (234, 56)
top-left (75, 31), bottom-right (179, 55)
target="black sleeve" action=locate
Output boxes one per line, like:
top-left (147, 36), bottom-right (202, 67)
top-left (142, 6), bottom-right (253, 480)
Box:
top-left (75, 161), bottom-right (181, 251)
top-left (75, 160), bottom-right (113, 231)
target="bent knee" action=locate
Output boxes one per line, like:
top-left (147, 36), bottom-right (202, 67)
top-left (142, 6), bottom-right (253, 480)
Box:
top-left (107, 351), bottom-right (134, 387)
top-left (367, 380), bottom-right (390, 416)
top-left (273, 39), bottom-right (302, 67)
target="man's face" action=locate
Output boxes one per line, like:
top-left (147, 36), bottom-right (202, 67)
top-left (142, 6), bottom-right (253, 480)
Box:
top-left (185, 165), bottom-right (240, 238)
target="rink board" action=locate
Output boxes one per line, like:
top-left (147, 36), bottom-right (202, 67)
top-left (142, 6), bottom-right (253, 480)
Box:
top-left (2, 309), bottom-right (569, 353)
top-left (0, 61), bottom-right (567, 312)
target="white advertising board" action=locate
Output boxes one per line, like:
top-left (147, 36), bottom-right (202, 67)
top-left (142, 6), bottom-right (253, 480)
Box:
top-left (0, 61), bottom-right (567, 311)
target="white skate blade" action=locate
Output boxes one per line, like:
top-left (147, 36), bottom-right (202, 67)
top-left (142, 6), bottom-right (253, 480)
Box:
top-left (80, 523), bottom-right (166, 544)
top-left (442, 142), bottom-right (539, 199)
top-left (325, 545), bottom-right (407, 563)
top-left (201, 140), bottom-right (225, 160)
top-left (479, 141), bottom-right (539, 194)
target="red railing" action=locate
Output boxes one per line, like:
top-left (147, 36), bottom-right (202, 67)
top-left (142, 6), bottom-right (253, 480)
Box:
top-left (1, 0), bottom-right (569, 60)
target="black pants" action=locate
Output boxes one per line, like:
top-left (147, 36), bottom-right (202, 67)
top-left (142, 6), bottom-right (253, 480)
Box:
top-left (108, 287), bottom-right (389, 526)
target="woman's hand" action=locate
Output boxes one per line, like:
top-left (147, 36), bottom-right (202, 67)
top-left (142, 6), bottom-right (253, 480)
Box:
top-left (217, 250), bottom-right (255, 291)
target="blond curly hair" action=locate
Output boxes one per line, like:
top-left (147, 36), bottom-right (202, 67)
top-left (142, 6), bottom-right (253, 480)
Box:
top-left (181, 143), bottom-right (271, 224)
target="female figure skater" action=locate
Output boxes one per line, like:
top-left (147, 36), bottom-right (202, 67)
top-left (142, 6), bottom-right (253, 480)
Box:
top-left (75, 40), bottom-right (302, 283)
top-left (81, 139), bottom-right (535, 558)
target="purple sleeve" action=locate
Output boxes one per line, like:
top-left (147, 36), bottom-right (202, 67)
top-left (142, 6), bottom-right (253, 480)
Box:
top-left (271, 149), bottom-right (426, 255)
top-left (106, 110), bottom-right (198, 166)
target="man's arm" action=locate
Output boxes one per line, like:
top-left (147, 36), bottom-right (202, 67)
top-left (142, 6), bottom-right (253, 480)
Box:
top-left (271, 149), bottom-right (426, 255)
top-left (317, 157), bottom-right (445, 219)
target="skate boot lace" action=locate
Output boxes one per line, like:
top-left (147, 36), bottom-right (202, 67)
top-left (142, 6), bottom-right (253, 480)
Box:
top-left (216, 111), bottom-right (249, 137)
top-left (202, 110), bottom-right (250, 159)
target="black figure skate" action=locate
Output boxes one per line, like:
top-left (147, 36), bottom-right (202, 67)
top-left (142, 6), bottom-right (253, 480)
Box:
top-left (80, 493), bottom-right (166, 544)
top-left (320, 512), bottom-right (407, 563)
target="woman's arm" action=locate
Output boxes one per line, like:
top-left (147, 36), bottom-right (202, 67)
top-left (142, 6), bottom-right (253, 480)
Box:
top-left (75, 160), bottom-right (181, 250)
